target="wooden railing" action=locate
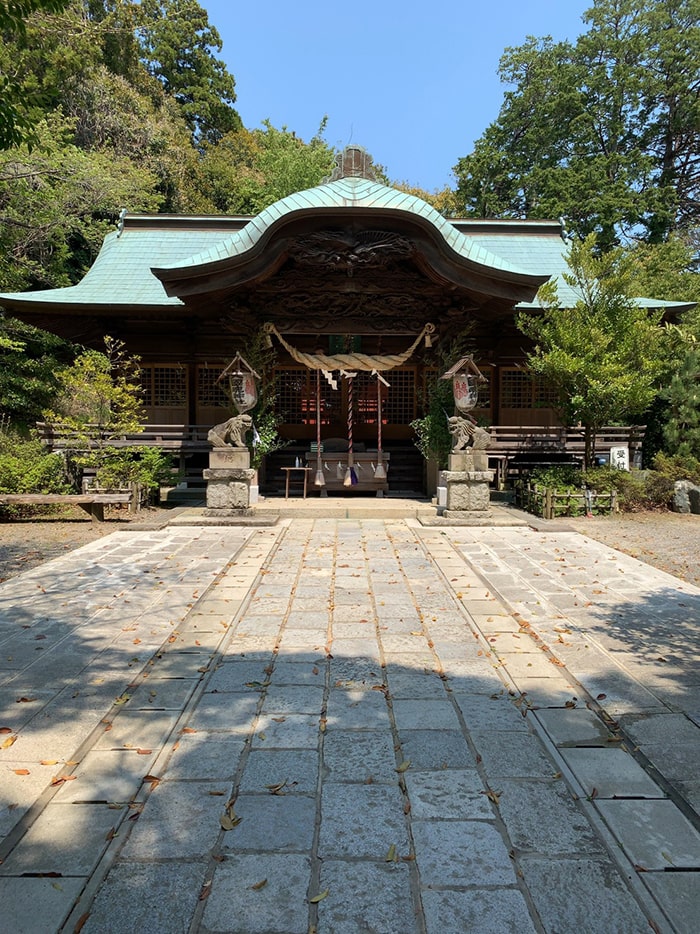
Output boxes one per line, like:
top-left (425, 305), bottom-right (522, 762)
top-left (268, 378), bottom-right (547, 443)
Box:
top-left (36, 422), bottom-right (645, 452)
top-left (487, 425), bottom-right (645, 456)
top-left (36, 423), bottom-right (212, 451)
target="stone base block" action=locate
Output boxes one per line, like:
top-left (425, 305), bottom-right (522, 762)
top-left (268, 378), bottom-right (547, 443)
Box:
top-left (209, 448), bottom-right (250, 469)
top-left (440, 469), bottom-right (494, 513)
top-left (448, 451), bottom-right (489, 472)
top-left (205, 467), bottom-right (255, 511)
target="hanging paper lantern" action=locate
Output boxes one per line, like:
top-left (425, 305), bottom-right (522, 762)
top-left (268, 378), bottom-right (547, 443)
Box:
top-left (229, 371), bottom-right (258, 414)
top-left (440, 356), bottom-right (486, 414)
top-left (218, 352), bottom-right (260, 415)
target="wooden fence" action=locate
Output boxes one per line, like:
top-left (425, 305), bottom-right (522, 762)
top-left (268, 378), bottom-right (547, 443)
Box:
top-left (514, 480), bottom-right (618, 519)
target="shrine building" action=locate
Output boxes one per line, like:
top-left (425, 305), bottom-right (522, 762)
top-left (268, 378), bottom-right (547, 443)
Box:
top-left (0, 146), bottom-right (688, 494)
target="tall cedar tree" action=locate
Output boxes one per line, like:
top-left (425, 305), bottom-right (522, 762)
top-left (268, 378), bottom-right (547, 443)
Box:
top-left (454, 0), bottom-right (700, 246)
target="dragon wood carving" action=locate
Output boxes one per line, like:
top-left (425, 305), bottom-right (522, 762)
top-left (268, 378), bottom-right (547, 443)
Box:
top-left (288, 230), bottom-right (413, 275)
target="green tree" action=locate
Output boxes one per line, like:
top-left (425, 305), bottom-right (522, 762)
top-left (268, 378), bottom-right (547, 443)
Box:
top-left (136, 0), bottom-right (241, 144)
top-left (0, 113), bottom-right (161, 291)
top-left (0, 316), bottom-right (76, 426)
top-left (201, 122), bottom-right (335, 214)
top-left (46, 336), bottom-right (144, 456)
top-left (663, 344), bottom-right (700, 457)
top-left (518, 235), bottom-right (669, 466)
top-left (455, 0), bottom-right (700, 245)
top-left (0, 0), bottom-right (71, 148)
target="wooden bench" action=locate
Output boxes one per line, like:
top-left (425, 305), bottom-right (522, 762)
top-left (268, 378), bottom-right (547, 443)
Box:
top-left (0, 493), bottom-right (134, 521)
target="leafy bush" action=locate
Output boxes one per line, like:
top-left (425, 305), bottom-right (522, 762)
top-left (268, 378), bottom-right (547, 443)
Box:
top-left (0, 429), bottom-right (69, 516)
top-left (525, 464), bottom-right (673, 512)
top-left (528, 465), bottom-right (583, 492)
top-left (92, 447), bottom-right (177, 497)
top-left (652, 452), bottom-right (700, 485)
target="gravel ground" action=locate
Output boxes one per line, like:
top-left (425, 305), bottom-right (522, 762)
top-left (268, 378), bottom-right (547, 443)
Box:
top-left (565, 511), bottom-right (700, 588)
top-left (0, 508), bottom-right (699, 587)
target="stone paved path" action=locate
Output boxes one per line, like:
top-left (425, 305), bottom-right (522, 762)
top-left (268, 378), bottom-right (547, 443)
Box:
top-left (0, 518), bottom-right (699, 933)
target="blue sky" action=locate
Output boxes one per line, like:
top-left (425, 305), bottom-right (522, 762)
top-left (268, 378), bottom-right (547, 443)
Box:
top-left (201, 0), bottom-right (592, 192)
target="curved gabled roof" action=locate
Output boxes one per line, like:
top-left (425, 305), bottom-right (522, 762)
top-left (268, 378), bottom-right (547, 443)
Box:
top-left (152, 175), bottom-right (547, 301)
top-left (157, 176), bottom-right (533, 276)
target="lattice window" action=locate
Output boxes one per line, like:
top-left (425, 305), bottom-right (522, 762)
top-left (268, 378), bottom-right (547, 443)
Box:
top-left (274, 368), bottom-right (340, 425)
top-left (501, 368), bottom-right (556, 409)
top-left (381, 368), bottom-right (416, 425)
top-left (140, 366), bottom-right (187, 407)
top-left (197, 366), bottom-right (229, 408)
top-left (355, 371), bottom-right (385, 425)
top-left (470, 367), bottom-right (491, 410)
top-left (534, 378), bottom-right (559, 407)
top-left (501, 369), bottom-right (533, 408)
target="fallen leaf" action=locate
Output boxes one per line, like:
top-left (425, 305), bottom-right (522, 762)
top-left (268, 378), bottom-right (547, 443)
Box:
top-left (105, 828), bottom-right (118, 842)
top-left (395, 760), bottom-right (411, 773)
top-left (0, 726), bottom-right (12, 734)
top-left (482, 789), bottom-right (501, 805)
top-left (74, 912), bottom-right (90, 932)
top-left (2, 735), bottom-right (17, 748)
top-left (199, 881), bottom-right (212, 901)
top-left (309, 889), bottom-right (329, 904)
top-left (143, 774), bottom-right (160, 789)
top-left (136, 749), bottom-right (152, 755)
top-left (251, 878), bottom-right (268, 891)
top-left (385, 844), bottom-right (397, 862)
top-left (13, 768), bottom-right (30, 775)
top-left (16, 696), bottom-right (37, 703)
top-left (596, 693), bottom-right (607, 700)
top-left (181, 727), bottom-right (197, 734)
top-left (40, 759), bottom-right (59, 766)
top-left (219, 813), bottom-right (238, 831)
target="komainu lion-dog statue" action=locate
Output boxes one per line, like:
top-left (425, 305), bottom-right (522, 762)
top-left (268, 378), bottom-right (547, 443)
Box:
top-left (448, 416), bottom-right (492, 451)
top-left (208, 414), bottom-right (253, 448)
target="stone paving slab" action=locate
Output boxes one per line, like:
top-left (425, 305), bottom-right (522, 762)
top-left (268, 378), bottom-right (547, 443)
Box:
top-left (595, 799), bottom-right (700, 869)
top-left (2, 517), bottom-right (700, 933)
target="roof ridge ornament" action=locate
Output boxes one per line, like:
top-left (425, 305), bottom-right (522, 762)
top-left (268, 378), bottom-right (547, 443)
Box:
top-left (326, 145), bottom-right (378, 182)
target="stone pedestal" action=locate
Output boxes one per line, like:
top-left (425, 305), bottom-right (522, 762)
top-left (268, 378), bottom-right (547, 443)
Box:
top-left (204, 448), bottom-right (255, 515)
top-left (440, 450), bottom-right (494, 518)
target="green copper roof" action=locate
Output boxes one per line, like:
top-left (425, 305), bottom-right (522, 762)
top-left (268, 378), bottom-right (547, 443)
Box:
top-left (0, 220), bottom-right (247, 310)
top-left (156, 176), bottom-right (540, 282)
top-left (0, 175), bottom-right (693, 316)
